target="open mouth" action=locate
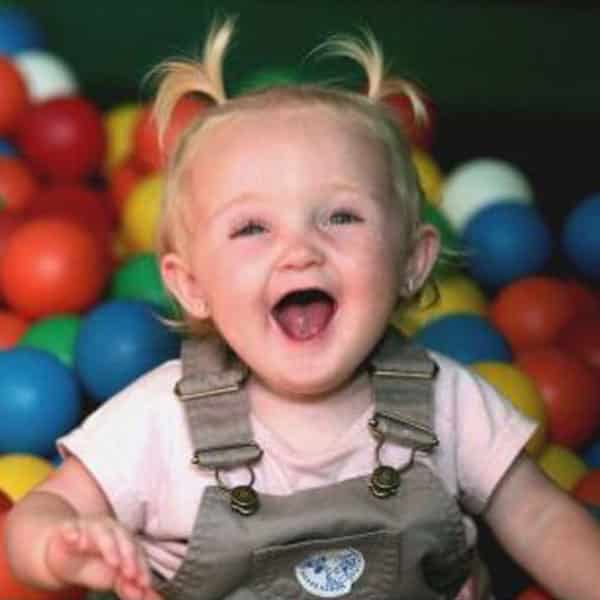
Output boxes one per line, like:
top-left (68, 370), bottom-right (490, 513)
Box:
top-left (272, 288), bottom-right (336, 341)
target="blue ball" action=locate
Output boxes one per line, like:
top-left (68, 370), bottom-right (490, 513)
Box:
top-left (75, 300), bottom-right (181, 402)
top-left (413, 313), bottom-right (512, 365)
top-left (582, 439), bottom-right (600, 468)
top-left (0, 138), bottom-right (17, 156)
top-left (561, 193), bottom-right (600, 281)
top-left (0, 348), bottom-right (81, 456)
top-left (462, 201), bottom-right (552, 289)
top-left (0, 7), bottom-right (46, 55)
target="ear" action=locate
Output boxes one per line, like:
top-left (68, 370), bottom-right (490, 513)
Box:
top-left (402, 224), bottom-right (440, 294)
top-left (160, 252), bottom-right (211, 319)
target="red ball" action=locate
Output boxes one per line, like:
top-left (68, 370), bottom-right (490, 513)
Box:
top-left (0, 489), bottom-right (12, 513)
top-left (558, 314), bottom-right (600, 371)
top-left (0, 511), bottom-right (86, 600)
top-left (0, 218), bottom-right (108, 319)
top-left (563, 279), bottom-right (600, 318)
top-left (573, 469), bottom-right (600, 506)
top-left (0, 309), bottom-right (29, 349)
top-left (382, 87), bottom-right (437, 149)
top-left (132, 96), bottom-right (209, 172)
top-left (108, 156), bottom-right (144, 214)
top-left (15, 96), bottom-right (106, 182)
top-left (0, 156), bottom-right (39, 214)
top-left (0, 57), bottom-right (29, 135)
top-left (490, 277), bottom-right (576, 351)
top-left (517, 346), bottom-right (600, 449)
top-left (27, 182), bottom-right (116, 259)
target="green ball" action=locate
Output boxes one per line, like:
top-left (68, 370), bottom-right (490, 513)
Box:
top-left (236, 67), bottom-right (302, 95)
top-left (421, 201), bottom-right (464, 278)
top-left (109, 253), bottom-right (177, 318)
top-left (19, 315), bottom-right (81, 367)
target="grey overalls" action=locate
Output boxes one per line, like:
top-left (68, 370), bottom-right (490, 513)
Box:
top-left (146, 327), bottom-right (475, 600)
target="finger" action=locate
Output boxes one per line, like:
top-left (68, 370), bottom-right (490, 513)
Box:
top-left (111, 525), bottom-right (146, 582)
top-left (87, 521), bottom-right (122, 569)
top-left (115, 573), bottom-right (146, 600)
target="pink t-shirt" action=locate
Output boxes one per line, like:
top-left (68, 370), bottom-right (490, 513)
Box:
top-left (58, 351), bottom-right (535, 597)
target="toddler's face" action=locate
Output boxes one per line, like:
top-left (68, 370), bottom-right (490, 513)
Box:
top-left (163, 107), bottom-right (410, 399)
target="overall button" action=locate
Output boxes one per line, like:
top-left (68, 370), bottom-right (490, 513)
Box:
top-left (369, 465), bottom-right (400, 498)
top-left (230, 485), bottom-right (260, 515)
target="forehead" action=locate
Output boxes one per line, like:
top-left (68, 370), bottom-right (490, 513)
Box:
top-left (185, 106), bottom-right (393, 209)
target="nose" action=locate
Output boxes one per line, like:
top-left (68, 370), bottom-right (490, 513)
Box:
top-left (276, 231), bottom-right (325, 271)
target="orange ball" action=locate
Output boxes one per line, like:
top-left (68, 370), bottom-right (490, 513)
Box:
top-left (0, 57), bottom-right (29, 135)
top-left (0, 218), bottom-right (108, 319)
top-left (0, 511), bottom-right (86, 600)
top-left (517, 346), bottom-right (600, 449)
top-left (0, 309), bottom-right (28, 349)
top-left (108, 156), bottom-right (144, 214)
top-left (0, 156), bottom-right (39, 214)
top-left (490, 277), bottom-right (576, 351)
top-left (558, 313), bottom-right (600, 371)
top-left (573, 469), bottom-right (600, 506)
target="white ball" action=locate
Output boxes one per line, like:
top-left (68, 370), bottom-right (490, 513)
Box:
top-left (14, 49), bottom-right (79, 102)
top-left (440, 158), bottom-right (534, 232)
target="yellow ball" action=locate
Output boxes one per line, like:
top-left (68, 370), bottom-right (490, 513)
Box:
top-left (472, 362), bottom-right (547, 456)
top-left (412, 148), bottom-right (444, 205)
top-left (392, 274), bottom-right (487, 336)
top-left (103, 102), bottom-right (142, 173)
top-left (0, 454), bottom-right (54, 501)
top-left (122, 173), bottom-right (164, 253)
top-left (537, 444), bottom-right (588, 492)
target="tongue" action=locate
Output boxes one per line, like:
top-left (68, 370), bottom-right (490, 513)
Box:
top-left (276, 300), bottom-right (334, 340)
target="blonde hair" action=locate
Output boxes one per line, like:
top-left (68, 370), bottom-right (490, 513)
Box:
top-left (151, 17), bottom-right (431, 334)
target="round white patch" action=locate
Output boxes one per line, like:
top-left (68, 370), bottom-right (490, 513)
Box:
top-left (295, 547), bottom-right (365, 598)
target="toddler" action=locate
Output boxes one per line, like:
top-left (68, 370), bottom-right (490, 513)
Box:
top-left (6, 18), bottom-right (600, 600)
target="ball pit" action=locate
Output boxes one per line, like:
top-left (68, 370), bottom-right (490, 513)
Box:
top-left (0, 454), bottom-right (54, 501)
top-left (19, 314), bottom-right (81, 367)
top-left (0, 56), bottom-right (29, 135)
top-left (0, 6), bottom-right (45, 55)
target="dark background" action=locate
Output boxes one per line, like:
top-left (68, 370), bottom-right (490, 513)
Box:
top-left (13, 1), bottom-right (600, 597)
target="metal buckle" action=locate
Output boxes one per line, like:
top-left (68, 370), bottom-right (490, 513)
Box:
top-left (215, 465), bottom-right (260, 516)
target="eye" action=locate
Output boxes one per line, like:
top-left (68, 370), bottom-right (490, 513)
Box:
top-left (230, 221), bottom-right (267, 238)
top-left (328, 210), bottom-right (364, 226)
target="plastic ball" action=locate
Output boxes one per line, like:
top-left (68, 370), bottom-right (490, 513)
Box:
top-left (108, 156), bottom-right (144, 214)
top-left (0, 155), bottom-right (39, 213)
top-left (27, 182), bottom-right (115, 260)
top-left (517, 346), bottom-right (600, 450)
top-left (462, 202), bottom-right (552, 289)
top-left (582, 440), bottom-right (600, 469)
top-left (0, 510), bottom-right (86, 600)
top-left (558, 313), bottom-right (600, 371)
top-left (0, 309), bottom-right (28, 349)
top-left (489, 277), bottom-right (576, 351)
top-left (13, 49), bottom-right (78, 102)
top-left (563, 279), bottom-right (600, 318)
top-left (0, 56), bottom-right (29, 135)
top-left (0, 217), bottom-right (108, 319)
top-left (0, 489), bottom-right (11, 513)
top-left (573, 469), bottom-right (600, 506)
top-left (472, 361), bottom-right (547, 456)
top-left (421, 202), bottom-right (463, 279)
top-left (392, 274), bottom-right (487, 336)
top-left (19, 314), bottom-right (81, 367)
top-left (412, 149), bottom-right (443, 204)
top-left (121, 173), bottom-right (163, 252)
top-left (103, 102), bottom-right (142, 172)
top-left (537, 443), bottom-right (588, 492)
top-left (0, 454), bottom-right (54, 501)
top-left (0, 138), bottom-right (17, 155)
top-left (75, 299), bottom-right (181, 403)
top-left (110, 253), bottom-right (176, 318)
top-left (440, 158), bottom-right (534, 232)
top-left (15, 96), bottom-right (106, 181)
top-left (0, 348), bottom-right (82, 456)
top-left (561, 193), bottom-right (600, 281)
top-left (0, 6), bottom-right (45, 55)
top-left (413, 313), bottom-right (512, 365)
top-left (382, 88), bottom-right (437, 149)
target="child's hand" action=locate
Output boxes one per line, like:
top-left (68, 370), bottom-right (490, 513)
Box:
top-left (45, 516), bottom-right (155, 600)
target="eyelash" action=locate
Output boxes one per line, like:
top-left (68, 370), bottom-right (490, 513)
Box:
top-left (230, 220), bottom-right (267, 238)
top-left (328, 210), bottom-right (364, 225)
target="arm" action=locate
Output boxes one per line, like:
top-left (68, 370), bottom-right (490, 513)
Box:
top-left (484, 452), bottom-right (600, 599)
top-left (5, 455), bottom-right (160, 600)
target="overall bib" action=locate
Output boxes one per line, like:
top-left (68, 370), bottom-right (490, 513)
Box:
top-left (91, 328), bottom-right (474, 599)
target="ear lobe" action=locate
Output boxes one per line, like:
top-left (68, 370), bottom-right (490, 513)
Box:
top-left (160, 253), bottom-right (211, 319)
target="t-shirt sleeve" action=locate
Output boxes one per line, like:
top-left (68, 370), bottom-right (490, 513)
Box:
top-left (57, 360), bottom-right (181, 531)
top-left (431, 353), bottom-right (538, 515)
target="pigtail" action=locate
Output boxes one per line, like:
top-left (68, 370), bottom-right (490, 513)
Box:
top-left (317, 30), bottom-right (429, 128)
top-left (151, 16), bottom-right (235, 147)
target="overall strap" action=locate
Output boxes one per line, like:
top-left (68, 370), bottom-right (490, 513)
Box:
top-left (369, 327), bottom-right (439, 452)
top-left (174, 335), bottom-right (261, 471)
